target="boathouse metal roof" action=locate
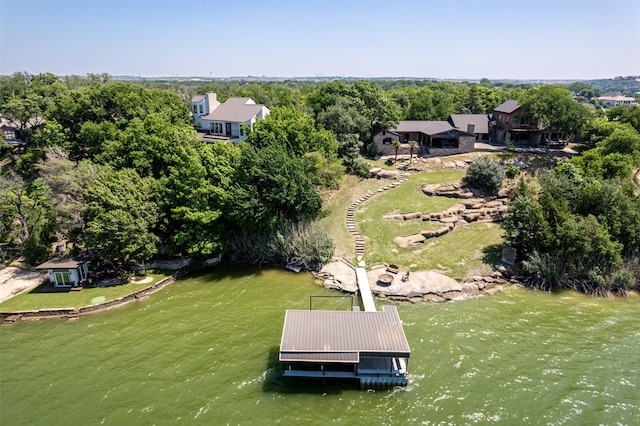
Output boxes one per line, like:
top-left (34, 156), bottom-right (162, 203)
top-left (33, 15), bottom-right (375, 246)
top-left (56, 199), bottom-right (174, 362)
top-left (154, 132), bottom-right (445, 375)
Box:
top-left (279, 305), bottom-right (411, 363)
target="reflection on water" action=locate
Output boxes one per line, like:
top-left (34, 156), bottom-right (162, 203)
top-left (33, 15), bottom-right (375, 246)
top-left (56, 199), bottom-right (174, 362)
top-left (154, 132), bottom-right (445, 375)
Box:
top-left (1, 266), bottom-right (638, 424)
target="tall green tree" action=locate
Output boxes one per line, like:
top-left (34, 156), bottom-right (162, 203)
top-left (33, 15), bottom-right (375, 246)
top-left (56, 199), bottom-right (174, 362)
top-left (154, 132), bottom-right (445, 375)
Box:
top-left (84, 168), bottom-right (159, 264)
top-left (228, 143), bottom-right (322, 233)
top-left (162, 141), bottom-right (238, 257)
top-left (521, 85), bottom-right (590, 149)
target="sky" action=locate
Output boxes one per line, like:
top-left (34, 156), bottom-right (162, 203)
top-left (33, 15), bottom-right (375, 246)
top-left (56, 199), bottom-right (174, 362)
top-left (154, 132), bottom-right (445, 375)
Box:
top-left (1, 0), bottom-right (639, 80)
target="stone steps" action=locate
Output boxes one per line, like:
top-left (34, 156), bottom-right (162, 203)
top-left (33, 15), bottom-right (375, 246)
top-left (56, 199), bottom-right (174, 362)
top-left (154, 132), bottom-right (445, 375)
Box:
top-left (345, 175), bottom-right (408, 257)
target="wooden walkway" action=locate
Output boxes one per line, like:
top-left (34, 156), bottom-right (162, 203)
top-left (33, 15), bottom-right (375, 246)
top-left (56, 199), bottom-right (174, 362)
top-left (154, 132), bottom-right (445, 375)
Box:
top-left (355, 267), bottom-right (376, 312)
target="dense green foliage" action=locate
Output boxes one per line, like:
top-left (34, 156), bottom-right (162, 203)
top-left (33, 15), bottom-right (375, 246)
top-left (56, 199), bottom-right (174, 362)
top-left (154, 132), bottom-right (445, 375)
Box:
top-left (463, 156), bottom-right (505, 194)
top-left (504, 154), bottom-right (640, 295)
top-left (1, 72), bottom-right (639, 286)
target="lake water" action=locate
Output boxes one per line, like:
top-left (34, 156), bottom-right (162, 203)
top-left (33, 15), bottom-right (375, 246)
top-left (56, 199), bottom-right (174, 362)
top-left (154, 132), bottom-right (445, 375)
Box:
top-left (1, 266), bottom-right (638, 424)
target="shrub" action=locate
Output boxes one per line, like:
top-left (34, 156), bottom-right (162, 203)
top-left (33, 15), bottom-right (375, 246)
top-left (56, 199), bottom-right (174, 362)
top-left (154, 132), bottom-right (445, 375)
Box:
top-left (352, 157), bottom-right (371, 178)
top-left (463, 155), bottom-right (505, 194)
top-left (229, 221), bottom-right (334, 270)
top-left (521, 251), bottom-right (562, 291)
top-left (506, 164), bottom-right (520, 178)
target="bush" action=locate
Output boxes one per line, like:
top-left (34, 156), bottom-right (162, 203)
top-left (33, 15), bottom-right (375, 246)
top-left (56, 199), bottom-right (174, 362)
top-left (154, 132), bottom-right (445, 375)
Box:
top-left (506, 164), bottom-right (520, 178)
top-left (229, 221), bottom-right (334, 270)
top-left (463, 155), bottom-right (505, 194)
top-left (522, 251), bottom-right (563, 291)
top-left (352, 157), bottom-right (371, 178)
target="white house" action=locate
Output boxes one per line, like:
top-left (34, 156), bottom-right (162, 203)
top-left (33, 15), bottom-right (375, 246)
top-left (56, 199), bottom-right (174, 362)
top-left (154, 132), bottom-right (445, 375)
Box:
top-left (191, 93), bottom-right (269, 142)
top-left (595, 95), bottom-right (639, 108)
top-left (35, 258), bottom-right (89, 288)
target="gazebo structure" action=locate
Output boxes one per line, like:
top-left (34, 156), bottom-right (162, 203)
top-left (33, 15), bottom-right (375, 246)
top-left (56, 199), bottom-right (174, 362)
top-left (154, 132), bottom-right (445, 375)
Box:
top-left (279, 305), bottom-right (411, 386)
top-left (35, 258), bottom-right (89, 288)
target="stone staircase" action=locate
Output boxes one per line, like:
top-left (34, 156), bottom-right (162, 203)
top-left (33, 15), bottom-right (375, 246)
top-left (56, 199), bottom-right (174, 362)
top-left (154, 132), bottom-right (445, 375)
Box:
top-left (346, 178), bottom-right (408, 257)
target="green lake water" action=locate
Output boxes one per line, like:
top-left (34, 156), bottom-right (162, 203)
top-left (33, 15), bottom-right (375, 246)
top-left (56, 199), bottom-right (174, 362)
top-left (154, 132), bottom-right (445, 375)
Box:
top-left (1, 265), bottom-right (639, 425)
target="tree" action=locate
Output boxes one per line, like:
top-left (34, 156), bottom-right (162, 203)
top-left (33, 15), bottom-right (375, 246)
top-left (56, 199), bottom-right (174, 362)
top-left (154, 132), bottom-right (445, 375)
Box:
top-left (408, 140), bottom-right (418, 161)
top-left (503, 194), bottom-right (551, 256)
top-left (0, 173), bottom-right (51, 247)
top-left (463, 155), bottom-right (505, 194)
top-left (38, 154), bottom-right (100, 244)
top-left (248, 106), bottom-right (339, 159)
top-left (521, 85), bottom-right (590, 150)
top-left (84, 168), bottom-right (159, 265)
top-left (393, 140), bottom-right (401, 162)
top-left (599, 126), bottom-right (640, 167)
top-left (162, 141), bottom-right (237, 257)
top-left (228, 143), bottom-right (322, 233)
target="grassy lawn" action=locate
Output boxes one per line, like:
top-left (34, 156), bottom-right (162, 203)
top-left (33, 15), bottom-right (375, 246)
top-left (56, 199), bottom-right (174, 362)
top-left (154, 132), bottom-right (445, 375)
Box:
top-left (0, 271), bottom-right (172, 311)
top-left (319, 163), bottom-right (505, 279)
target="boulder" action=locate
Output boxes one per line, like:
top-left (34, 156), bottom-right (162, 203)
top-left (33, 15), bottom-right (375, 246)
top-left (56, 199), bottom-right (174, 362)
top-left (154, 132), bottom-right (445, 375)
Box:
top-left (383, 214), bottom-right (404, 220)
top-left (484, 200), bottom-right (506, 208)
top-left (440, 216), bottom-right (459, 224)
top-left (460, 198), bottom-right (485, 208)
top-left (403, 212), bottom-right (422, 220)
top-left (377, 169), bottom-right (399, 179)
top-left (423, 293), bottom-right (446, 302)
top-left (461, 282), bottom-right (480, 295)
top-left (422, 184), bottom-right (441, 195)
top-left (442, 290), bottom-right (465, 300)
top-left (394, 234), bottom-right (426, 248)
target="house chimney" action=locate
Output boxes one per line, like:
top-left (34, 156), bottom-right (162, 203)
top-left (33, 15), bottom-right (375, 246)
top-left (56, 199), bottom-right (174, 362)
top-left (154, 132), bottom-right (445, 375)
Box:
top-left (467, 123), bottom-right (475, 134)
top-left (205, 92), bottom-right (219, 114)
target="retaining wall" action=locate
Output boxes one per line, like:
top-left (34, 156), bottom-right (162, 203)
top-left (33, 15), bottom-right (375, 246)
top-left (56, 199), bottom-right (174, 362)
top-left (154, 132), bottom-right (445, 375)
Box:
top-left (0, 275), bottom-right (176, 322)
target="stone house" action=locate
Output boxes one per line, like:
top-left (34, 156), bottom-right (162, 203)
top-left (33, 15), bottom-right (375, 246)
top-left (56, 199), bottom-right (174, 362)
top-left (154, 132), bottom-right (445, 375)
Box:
top-left (492, 99), bottom-right (542, 145)
top-left (372, 120), bottom-right (476, 157)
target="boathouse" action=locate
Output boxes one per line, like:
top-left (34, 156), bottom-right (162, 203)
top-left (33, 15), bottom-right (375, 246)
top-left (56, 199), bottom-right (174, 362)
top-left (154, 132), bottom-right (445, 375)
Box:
top-left (279, 305), bottom-right (411, 386)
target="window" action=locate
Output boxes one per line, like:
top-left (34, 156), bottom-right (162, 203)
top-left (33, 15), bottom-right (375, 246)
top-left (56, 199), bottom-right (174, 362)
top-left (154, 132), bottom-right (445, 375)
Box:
top-left (54, 271), bottom-right (72, 286)
top-left (199, 105), bottom-right (203, 114)
top-left (193, 105), bottom-right (197, 114)
top-left (512, 116), bottom-right (519, 126)
top-left (383, 137), bottom-right (393, 145)
top-left (211, 122), bottom-right (223, 134)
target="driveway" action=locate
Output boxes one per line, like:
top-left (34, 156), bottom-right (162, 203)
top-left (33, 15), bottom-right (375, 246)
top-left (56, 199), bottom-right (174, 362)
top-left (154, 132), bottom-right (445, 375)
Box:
top-left (0, 266), bottom-right (46, 304)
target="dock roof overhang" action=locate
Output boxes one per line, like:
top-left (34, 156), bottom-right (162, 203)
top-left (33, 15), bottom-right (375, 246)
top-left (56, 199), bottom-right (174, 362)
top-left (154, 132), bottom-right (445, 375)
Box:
top-left (279, 306), bottom-right (411, 364)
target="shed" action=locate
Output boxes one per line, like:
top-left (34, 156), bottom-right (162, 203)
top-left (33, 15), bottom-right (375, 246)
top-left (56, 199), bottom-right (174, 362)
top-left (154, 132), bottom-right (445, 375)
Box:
top-left (279, 305), bottom-right (411, 386)
top-left (35, 258), bottom-right (89, 287)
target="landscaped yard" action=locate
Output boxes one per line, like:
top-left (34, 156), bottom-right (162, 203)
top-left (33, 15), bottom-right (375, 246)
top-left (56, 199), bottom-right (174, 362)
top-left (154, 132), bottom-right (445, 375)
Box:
top-left (0, 271), bottom-right (172, 311)
top-left (319, 160), bottom-right (505, 279)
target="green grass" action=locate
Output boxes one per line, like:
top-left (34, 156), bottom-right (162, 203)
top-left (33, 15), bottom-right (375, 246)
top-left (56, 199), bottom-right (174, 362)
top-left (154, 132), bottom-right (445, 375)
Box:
top-left (0, 271), bottom-right (172, 311)
top-left (319, 165), bottom-right (505, 279)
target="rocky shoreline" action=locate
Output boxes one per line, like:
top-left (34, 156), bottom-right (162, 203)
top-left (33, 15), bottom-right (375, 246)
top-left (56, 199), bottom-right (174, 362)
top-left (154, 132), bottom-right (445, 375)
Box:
top-left (317, 260), bottom-right (510, 303)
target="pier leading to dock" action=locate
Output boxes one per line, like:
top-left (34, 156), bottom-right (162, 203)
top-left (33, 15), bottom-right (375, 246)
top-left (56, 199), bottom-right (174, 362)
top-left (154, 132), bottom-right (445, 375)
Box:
top-left (355, 267), bottom-right (376, 312)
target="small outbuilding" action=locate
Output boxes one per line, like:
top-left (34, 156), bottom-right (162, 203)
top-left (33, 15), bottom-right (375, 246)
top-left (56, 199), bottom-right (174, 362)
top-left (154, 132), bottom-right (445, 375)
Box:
top-left (279, 305), bottom-right (411, 386)
top-left (35, 258), bottom-right (89, 288)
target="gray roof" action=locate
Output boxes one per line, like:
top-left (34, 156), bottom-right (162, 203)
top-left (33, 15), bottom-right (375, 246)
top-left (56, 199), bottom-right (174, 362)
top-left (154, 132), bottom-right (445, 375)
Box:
top-left (449, 114), bottom-right (491, 134)
top-left (396, 120), bottom-right (453, 135)
top-left (35, 258), bottom-right (87, 270)
top-left (494, 99), bottom-right (521, 114)
top-left (191, 94), bottom-right (205, 102)
top-left (279, 305), bottom-right (411, 363)
top-left (394, 120), bottom-right (473, 137)
top-left (201, 97), bottom-right (266, 123)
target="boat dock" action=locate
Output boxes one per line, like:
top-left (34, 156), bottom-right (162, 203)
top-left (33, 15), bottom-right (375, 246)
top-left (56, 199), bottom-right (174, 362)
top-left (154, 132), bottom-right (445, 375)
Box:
top-left (355, 267), bottom-right (376, 312)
